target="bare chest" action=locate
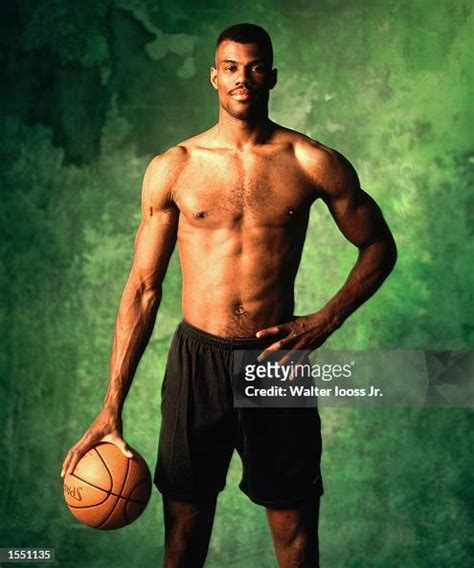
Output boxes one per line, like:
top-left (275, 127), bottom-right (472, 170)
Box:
top-left (173, 150), bottom-right (315, 228)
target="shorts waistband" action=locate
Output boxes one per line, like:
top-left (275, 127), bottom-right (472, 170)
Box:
top-left (178, 319), bottom-right (270, 351)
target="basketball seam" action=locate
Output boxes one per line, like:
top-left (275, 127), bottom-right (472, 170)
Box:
top-left (66, 473), bottom-right (112, 508)
top-left (94, 445), bottom-right (113, 489)
top-left (67, 493), bottom-right (143, 510)
top-left (94, 453), bottom-right (131, 529)
top-left (68, 472), bottom-right (149, 505)
top-left (124, 476), bottom-right (151, 524)
top-left (128, 474), bottom-right (151, 499)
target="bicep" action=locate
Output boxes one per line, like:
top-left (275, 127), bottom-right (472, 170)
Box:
top-left (130, 211), bottom-right (178, 292)
top-left (128, 154), bottom-right (180, 291)
top-left (319, 153), bottom-right (390, 249)
top-left (323, 186), bottom-right (389, 249)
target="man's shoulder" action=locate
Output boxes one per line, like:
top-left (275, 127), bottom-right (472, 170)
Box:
top-left (143, 129), bottom-right (215, 204)
top-left (141, 146), bottom-right (189, 207)
top-left (149, 144), bottom-right (189, 171)
top-left (285, 129), bottom-right (342, 170)
top-left (283, 129), bottom-right (358, 193)
top-left (150, 127), bottom-right (216, 168)
top-left (143, 143), bottom-right (191, 191)
top-left (270, 125), bottom-right (343, 169)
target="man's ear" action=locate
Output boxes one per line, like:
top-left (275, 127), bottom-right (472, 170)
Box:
top-left (269, 68), bottom-right (278, 90)
top-left (210, 66), bottom-right (218, 90)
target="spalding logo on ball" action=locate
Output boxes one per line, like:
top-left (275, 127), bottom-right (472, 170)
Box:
top-left (63, 442), bottom-right (152, 530)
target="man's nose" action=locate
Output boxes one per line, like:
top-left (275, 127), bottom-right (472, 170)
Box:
top-left (236, 66), bottom-right (251, 85)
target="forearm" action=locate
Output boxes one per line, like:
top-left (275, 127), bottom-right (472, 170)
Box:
top-left (320, 236), bottom-right (397, 331)
top-left (102, 281), bottom-right (161, 415)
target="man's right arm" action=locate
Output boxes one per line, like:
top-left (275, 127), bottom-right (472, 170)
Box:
top-left (61, 147), bottom-right (184, 477)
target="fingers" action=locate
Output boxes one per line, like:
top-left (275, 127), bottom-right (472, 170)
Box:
top-left (61, 446), bottom-right (84, 478)
top-left (61, 429), bottom-right (99, 478)
top-left (105, 435), bottom-right (134, 459)
top-left (288, 352), bottom-right (309, 381)
top-left (61, 435), bottom-right (134, 478)
top-left (277, 342), bottom-right (307, 367)
top-left (256, 325), bottom-right (282, 338)
top-left (61, 455), bottom-right (70, 478)
top-left (257, 339), bottom-right (286, 362)
top-left (256, 337), bottom-right (308, 381)
top-left (277, 352), bottom-right (294, 368)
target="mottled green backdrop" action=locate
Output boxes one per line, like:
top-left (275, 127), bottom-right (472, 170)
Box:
top-left (1, 1), bottom-right (472, 566)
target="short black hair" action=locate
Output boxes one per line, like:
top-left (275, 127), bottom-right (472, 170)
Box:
top-left (216, 23), bottom-right (273, 66)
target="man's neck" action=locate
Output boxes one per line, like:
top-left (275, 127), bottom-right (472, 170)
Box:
top-left (215, 110), bottom-right (275, 149)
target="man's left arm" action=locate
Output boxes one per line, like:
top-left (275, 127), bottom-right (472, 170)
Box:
top-left (257, 146), bottom-right (397, 361)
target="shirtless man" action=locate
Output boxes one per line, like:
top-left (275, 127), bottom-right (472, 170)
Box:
top-left (61, 23), bottom-right (397, 568)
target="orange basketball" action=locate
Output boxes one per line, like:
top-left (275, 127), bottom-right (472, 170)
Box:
top-left (63, 442), bottom-right (152, 530)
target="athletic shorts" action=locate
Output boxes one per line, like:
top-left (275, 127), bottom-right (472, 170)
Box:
top-left (153, 319), bottom-right (324, 508)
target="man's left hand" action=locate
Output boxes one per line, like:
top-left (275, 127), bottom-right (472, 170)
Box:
top-left (255, 311), bottom-right (338, 367)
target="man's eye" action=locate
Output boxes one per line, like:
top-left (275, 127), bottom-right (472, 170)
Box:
top-left (225, 66), bottom-right (236, 71)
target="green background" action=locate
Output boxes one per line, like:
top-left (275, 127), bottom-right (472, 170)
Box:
top-left (1, 1), bottom-right (472, 566)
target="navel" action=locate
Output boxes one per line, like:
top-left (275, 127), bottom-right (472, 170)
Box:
top-left (234, 304), bottom-right (246, 316)
top-left (195, 211), bottom-right (207, 219)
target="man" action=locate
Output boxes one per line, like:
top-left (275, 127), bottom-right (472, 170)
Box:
top-left (61, 23), bottom-right (396, 567)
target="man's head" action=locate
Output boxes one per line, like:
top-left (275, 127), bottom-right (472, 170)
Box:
top-left (210, 23), bottom-right (277, 121)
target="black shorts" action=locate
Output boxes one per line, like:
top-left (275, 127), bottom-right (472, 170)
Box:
top-left (153, 319), bottom-right (324, 508)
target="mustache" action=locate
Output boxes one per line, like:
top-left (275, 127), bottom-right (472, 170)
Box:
top-left (229, 86), bottom-right (254, 95)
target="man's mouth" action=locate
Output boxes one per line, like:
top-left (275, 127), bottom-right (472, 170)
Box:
top-left (230, 89), bottom-right (252, 101)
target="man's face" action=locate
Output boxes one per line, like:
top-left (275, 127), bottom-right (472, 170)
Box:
top-left (210, 40), bottom-right (277, 121)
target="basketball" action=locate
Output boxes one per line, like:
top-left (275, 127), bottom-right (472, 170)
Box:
top-left (63, 442), bottom-right (152, 530)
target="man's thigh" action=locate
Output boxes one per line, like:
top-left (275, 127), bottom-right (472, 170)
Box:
top-left (236, 406), bottom-right (324, 507)
top-left (154, 323), bottom-right (236, 501)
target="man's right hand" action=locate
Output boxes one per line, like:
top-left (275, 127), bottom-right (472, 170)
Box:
top-left (60, 407), bottom-right (134, 478)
